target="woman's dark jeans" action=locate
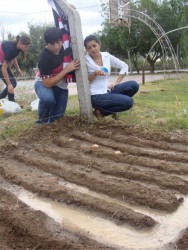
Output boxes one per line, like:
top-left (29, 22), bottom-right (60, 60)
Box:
top-left (91, 80), bottom-right (139, 116)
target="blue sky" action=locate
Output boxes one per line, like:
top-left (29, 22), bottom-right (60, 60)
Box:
top-left (0, 0), bottom-right (104, 39)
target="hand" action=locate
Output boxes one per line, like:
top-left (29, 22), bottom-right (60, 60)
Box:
top-left (65, 59), bottom-right (80, 73)
top-left (8, 84), bottom-right (14, 94)
top-left (68, 3), bottom-right (76, 9)
top-left (95, 70), bottom-right (106, 76)
top-left (108, 82), bottom-right (118, 91)
top-left (17, 68), bottom-right (23, 76)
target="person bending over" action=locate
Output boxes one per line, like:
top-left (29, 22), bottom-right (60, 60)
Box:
top-left (35, 27), bottom-right (80, 124)
top-left (84, 34), bottom-right (139, 120)
top-left (0, 34), bottom-right (31, 102)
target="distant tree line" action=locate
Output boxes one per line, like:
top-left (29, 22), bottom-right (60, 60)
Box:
top-left (98, 0), bottom-right (188, 73)
top-left (1, 0), bottom-right (188, 76)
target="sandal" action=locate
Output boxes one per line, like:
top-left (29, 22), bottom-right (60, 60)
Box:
top-left (112, 113), bottom-right (119, 120)
top-left (93, 109), bottom-right (105, 120)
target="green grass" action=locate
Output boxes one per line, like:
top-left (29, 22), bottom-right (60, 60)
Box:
top-left (0, 76), bottom-right (188, 143)
top-left (119, 76), bottom-right (188, 131)
top-left (0, 111), bottom-right (37, 141)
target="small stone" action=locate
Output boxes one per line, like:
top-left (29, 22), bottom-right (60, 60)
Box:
top-left (114, 150), bottom-right (121, 154)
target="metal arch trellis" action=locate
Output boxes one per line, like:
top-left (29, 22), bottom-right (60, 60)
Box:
top-left (109, 1), bottom-right (180, 74)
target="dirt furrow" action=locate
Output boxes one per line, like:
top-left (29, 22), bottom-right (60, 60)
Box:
top-left (55, 136), bottom-right (188, 175)
top-left (98, 126), bottom-right (188, 144)
top-left (0, 187), bottom-right (107, 249)
top-left (12, 150), bottom-right (183, 212)
top-left (1, 116), bottom-right (188, 249)
top-left (175, 227), bottom-right (188, 249)
top-left (0, 159), bottom-right (156, 229)
top-left (91, 130), bottom-right (188, 153)
top-left (72, 132), bottom-right (188, 163)
top-left (36, 144), bottom-right (188, 194)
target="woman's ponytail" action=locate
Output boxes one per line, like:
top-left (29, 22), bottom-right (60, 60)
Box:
top-left (16, 34), bottom-right (31, 61)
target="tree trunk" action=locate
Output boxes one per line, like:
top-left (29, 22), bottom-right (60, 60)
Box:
top-left (149, 61), bottom-right (155, 74)
top-left (132, 60), bottom-right (139, 74)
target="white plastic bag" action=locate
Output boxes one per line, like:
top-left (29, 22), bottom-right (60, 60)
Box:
top-left (0, 80), bottom-right (4, 93)
top-left (0, 99), bottom-right (22, 115)
top-left (30, 99), bottom-right (39, 111)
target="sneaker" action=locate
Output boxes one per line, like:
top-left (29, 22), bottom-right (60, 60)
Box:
top-left (112, 113), bottom-right (119, 120)
top-left (93, 109), bottom-right (105, 120)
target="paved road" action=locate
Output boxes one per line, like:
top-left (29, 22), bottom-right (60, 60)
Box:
top-left (68, 72), bottom-right (186, 95)
top-left (1, 72), bottom-right (187, 96)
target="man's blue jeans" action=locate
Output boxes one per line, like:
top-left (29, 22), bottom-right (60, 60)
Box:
top-left (35, 80), bottom-right (68, 124)
top-left (91, 80), bottom-right (139, 116)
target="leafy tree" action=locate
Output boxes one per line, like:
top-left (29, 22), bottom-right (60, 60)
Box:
top-left (98, 0), bottom-right (188, 73)
top-left (178, 2), bottom-right (188, 60)
top-left (132, 0), bottom-right (164, 73)
top-left (98, 20), bottom-right (146, 73)
top-left (98, 0), bottom-right (163, 73)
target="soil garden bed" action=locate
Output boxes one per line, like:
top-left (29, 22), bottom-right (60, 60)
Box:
top-left (0, 116), bottom-right (188, 249)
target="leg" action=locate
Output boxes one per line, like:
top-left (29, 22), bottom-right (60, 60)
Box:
top-left (112, 80), bottom-right (139, 97)
top-left (0, 67), bottom-right (17, 101)
top-left (109, 80), bottom-right (139, 119)
top-left (50, 86), bottom-right (68, 122)
top-left (34, 80), bottom-right (55, 124)
top-left (91, 93), bottom-right (133, 116)
top-left (0, 66), bottom-right (7, 99)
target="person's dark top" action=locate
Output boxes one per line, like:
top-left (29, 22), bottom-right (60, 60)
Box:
top-left (1, 41), bottom-right (20, 64)
top-left (38, 46), bottom-right (64, 78)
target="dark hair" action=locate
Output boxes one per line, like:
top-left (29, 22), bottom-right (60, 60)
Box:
top-left (44, 27), bottom-right (62, 44)
top-left (16, 34), bottom-right (31, 45)
top-left (84, 35), bottom-right (100, 48)
top-left (16, 34), bottom-right (31, 61)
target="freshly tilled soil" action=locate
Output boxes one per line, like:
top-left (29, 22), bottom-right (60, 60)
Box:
top-left (0, 116), bottom-right (188, 249)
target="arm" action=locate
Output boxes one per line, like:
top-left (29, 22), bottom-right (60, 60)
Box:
top-left (108, 73), bottom-right (126, 91)
top-left (42, 59), bottom-right (80, 88)
top-left (108, 74), bottom-right (125, 90)
top-left (1, 62), bottom-right (14, 93)
top-left (108, 54), bottom-right (128, 90)
top-left (12, 58), bottom-right (22, 76)
top-left (112, 74), bottom-right (125, 85)
top-left (88, 70), bottom-right (106, 83)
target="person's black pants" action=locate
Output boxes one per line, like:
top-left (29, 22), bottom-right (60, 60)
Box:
top-left (0, 65), bottom-right (17, 102)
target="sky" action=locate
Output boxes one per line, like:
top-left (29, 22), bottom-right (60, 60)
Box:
top-left (0, 0), bottom-right (105, 40)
